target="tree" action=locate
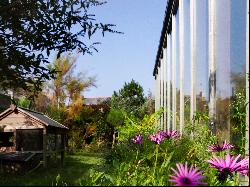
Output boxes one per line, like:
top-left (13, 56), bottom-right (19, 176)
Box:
top-left (111, 79), bottom-right (146, 118)
top-left (106, 80), bottom-right (146, 148)
top-left (49, 53), bottom-right (96, 109)
top-left (0, 0), bottom-right (120, 92)
top-left (66, 73), bottom-right (96, 104)
top-left (50, 54), bottom-right (77, 108)
top-left (142, 89), bottom-right (155, 115)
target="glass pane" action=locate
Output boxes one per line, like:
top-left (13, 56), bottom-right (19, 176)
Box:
top-left (169, 33), bottom-right (173, 129)
top-left (216, 0), bottom-right (246, 142)
top-left (183, 0), bottom-right (191, 124)
top-left (176, 10), bottom-right (180, 130)
top-left (167, 34), bottom-right (171, 130)
top-left (230, 0), bottom-right (246, 148)
top-left (195, 0), bottom-right (209, 117)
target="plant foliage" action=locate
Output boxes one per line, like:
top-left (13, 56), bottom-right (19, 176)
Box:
top-left (0, 0), bottom-right (120, 91)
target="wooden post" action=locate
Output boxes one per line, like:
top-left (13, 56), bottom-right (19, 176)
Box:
top-left (13, 129), bottom-right (16, 151)
top-left (54, 133), bottom-right (57, 164)
top-left (43, 128), bottom-right (47, 168)
top-left (0, 159), bottom-right (2, 173)
top-left (61, 134), bottom-right (65, 167)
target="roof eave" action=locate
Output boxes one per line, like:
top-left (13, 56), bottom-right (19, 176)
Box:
top-left (153, 0), bottom-right (178, 77)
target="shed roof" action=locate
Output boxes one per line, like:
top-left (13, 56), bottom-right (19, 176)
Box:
top-left (0, 106), bottom-right (68, 130)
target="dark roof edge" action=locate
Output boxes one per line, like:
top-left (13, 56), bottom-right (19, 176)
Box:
top-left (18, 106), bottom-right (44, 115)
top-left (18, 107), bottom-right (69, 130)
top-left (0, 106), bottom-right (68, 130)
top-left (0, 106), bottom-right (46, 120)
top-left (153, 0), bottom-right (179, 77)
top-left (0, 107), bottom-right (13, 120)
top-left (43, 114), bottom-right (69, 130)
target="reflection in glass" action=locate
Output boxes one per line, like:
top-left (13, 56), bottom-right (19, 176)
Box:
top-left (215, 0), bottom-right (246, 142)
top-left (169, 33), bottom-right (173, 130)
top-left (183, 0), bottom-right (191, 124)
top-left (167, 34), bottom-right (171, 130)
top-left (215, 0), bottom-right (231, 141)
top-left (176, 10), bottom-right (180, 130)
top-left (195, 0), bottom-right (209, 115)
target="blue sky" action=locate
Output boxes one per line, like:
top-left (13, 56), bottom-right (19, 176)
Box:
top-left (69, 0), bottom-right (167, 97)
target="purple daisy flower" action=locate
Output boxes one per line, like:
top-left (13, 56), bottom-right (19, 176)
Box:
top-left (207, 154), bottom-right (249, 181)
top-left (169, 162), bottom-right (206, 186)
top-left (163, 130), bottom-right (179, 139)
top-left (208, 140), bottom-right (234, 152)
top-left (149, 130), bottom-right (179, 144)
top-left (149, 131), bottom-right (165, 144)
top-left (239, 169), bottom-right (249, 176)
top-left (131, 134), bottom-right (143, 145)
top-left (238, 156), bottom-right (249, 176)
top-left (149, 134), bottom-right (162, 144)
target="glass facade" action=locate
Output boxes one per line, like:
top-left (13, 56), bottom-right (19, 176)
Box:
top-left (183, 0), bottom-right (191, 124)
top-left (215, 0), bottom-right (247, 141)
top-left (175, 9), bottom-right (180, 130)
top-left (229, 0), bottom-right (247, 145)
top-left (215, 0), bottom-right (231, 140)
top-left (167, 34), bottom-right (171, 130)
top-left (154, 0), bottom-right (249, 146)
top-left (169, 33), bottom-right (173, 130)
top-left (171, 14), bottom-right (176, 130)
top-left (195, 0), bottom-right (209, 115)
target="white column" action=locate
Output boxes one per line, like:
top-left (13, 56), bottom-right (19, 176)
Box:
top-left (161, 58), bottom-right (164, 129)
top-left (155, 75), bottom-right (158, 113)
top-left (155, 73), bottom-right (157, 112)
top-left (172, 15), bottom-right (176, 131)
top-left (167, 35), bottom-right (171, 131)
top-left (179, 0), bottom-right (184, 135)
top-left (158, 67), bottom-right (161, 113)
top-left (160, 59), bottom-right (163, 129)
top-left (163, 47), bottom-right (167, 131)
top-left (157, 66), bottom-right (161, 126)
top-left (190, 0), bottom-right (196, 124)
top-left (208, 0), bottom-right (216, 125)
top-left (159, 65), bottom-right (162, 128)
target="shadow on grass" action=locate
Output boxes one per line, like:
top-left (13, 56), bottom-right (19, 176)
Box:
top-left (0, 151), bottom-right (109, 186)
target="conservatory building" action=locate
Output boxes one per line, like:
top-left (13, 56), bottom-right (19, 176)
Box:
top-left (153, 0), bottom-right (249, 155)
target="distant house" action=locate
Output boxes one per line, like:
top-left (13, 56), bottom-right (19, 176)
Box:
top-left (84, 97), bottom-right (111, 105)
top-left (0, 105), bottom-right (69, 173)
top-left (84, 97), bottom-right (111, 113)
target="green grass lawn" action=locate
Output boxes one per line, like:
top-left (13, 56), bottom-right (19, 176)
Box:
top-left (0, 151), bottom-right (109, 186)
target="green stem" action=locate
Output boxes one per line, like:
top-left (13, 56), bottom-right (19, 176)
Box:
top-left (153, 145), bottom-right (159, 185)
top-left (219, 151), bottom-right (224, 158)
top-left (240, 122), bottom-right (245, 154)
top-left (134, 149), bottom-right (139, 185)
top-left (135, 148), bottom-right (139, 165)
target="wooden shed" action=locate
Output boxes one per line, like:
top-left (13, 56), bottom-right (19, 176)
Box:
top-left (0, 105), bottom-right (69, 172)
